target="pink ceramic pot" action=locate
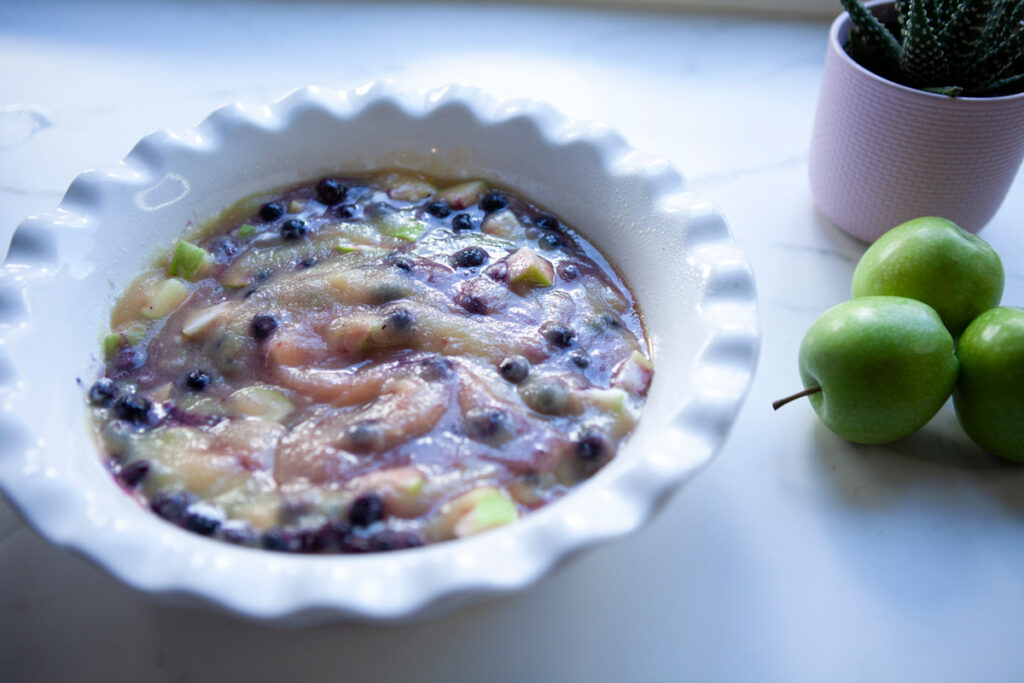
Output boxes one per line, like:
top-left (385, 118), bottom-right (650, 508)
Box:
top-left (809, 0), bottom-right (1024, 242)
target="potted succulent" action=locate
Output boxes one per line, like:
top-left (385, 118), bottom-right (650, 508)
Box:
top-left (809, 0), bottom-right (1024, 242)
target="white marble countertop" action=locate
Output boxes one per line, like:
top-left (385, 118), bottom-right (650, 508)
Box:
top-left (2, 1), bottom-right (1023, 681)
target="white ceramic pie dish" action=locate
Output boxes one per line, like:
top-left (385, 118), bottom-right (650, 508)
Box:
top-left (0, 83), bottom-right (758, 625)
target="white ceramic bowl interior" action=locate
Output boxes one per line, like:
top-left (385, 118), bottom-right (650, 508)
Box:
top-left (0, 83), bottom-right (759, 624)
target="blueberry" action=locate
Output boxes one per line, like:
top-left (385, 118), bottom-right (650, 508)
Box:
top-left (557, 263), bottom-right (580, 281)
top-left (527, 379), bottom-right (570, 415)
top-left (185, 369), bottom-right (211, 391)
top-left (150, 490), bottom-right (191, 523)
top-left (499, 355), bottom-right (530, 383)
top-left (451, 213), bottom-right (474, 232)
top-left (384, 307), bottom-right (414, 333)
top-left (479, 191), bottom-right (508, 213)
top-left (112, 348), bottom-right (146, 374)
top-left (366, 529), bottom-right (425, 552)
top-left (569, 349), bottom-right (590, 369)
top-left (220, 523), bottom-right (259, 547)
top-left (280, 218), bottom-right (307, 241)
top-left (426, 201), bottom-right (451, 218)
top-left (576, 432), bottom-right (607, 461)
top-left (316, 178), bottom-right (346, 205)
top-left (485, 261), bottom-right (508, 282)
top-left (114, 395), bottom-right (153, 425)
top-left (210, 238), bottom-right (240, 261)
top-left (345, 421), bottom-right (380, 453)
top-left (370, 281), bottom-right (409, 304)
top-left (450, 246), bottom-right (488, 269)
top-left (261, 527), bottom-right (300, 552)
top-left (457, 293), bottom-right (487, 315)
top-left (348, 493), bottom-right (385, 527)
top-left (253, 269), bottom-right (273, 284)
top-left (317, 520), bottom-right (354, 552)
top-left (298, 257), bottom-right (316, 269)
top-left (387, 254), bottom-right (414, 271)
top-left (183, 505), bottom-right (222, 536)
top-left (542, 323), bottom-right (575, 348)
top-left (539, 233), bottom-right (562, 250)
top-left (420, 356), bottom-right (454, 381)
top-left (595, 313), bottom-right (622, 330)
top-left (87, 378), bottom-right (118, 407)
top-left (534, 212), bottom-right (560, 232)
top-left (258, 201), bottom-right (285, 222)
top-left (250, 314), bottom-right (278, 340)
top-left (118, 459), bottom-right (150, 487)
top-left (335, 204), bottom-right (357, 220)
top-left (465, 408), bottom-right (509, 441)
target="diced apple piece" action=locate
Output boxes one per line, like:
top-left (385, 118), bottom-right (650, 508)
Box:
top-left (321, 267), bottom-right (413, 306)
top-left (449, 487), bottom-right (519, 538)
top-left (236, 223), bottom-right (257, 238)
top-left (103, 321), bottom-right (149, 357)
top-left (519, 376), bottom-right (572, 415)
top-left (373, 212), bottom-right (426, 242)
top-left (434, 180), bottom-right (488, 209)
top-left (112, 270), bottom-right (163, 327)
top-left (167, 241), bottom-right (213, 281)
top-left (182, 301), bottom-right (234, 340)
top-left (611, 351), bottom-right (654, 397)
top-left (346, 466), bottom-right (426, 517)
top-left (207, 330), bottom-right (257, 378)
top-left (382, 172), bottom-right (437, 202)
top-left (210, 417), bottom-right (285, 470)
top-left (227, 495), bottom-right (282, 531)
top-left (481, 209), bottom-right (526, 239)
top-left (128, 427), bottom-right (248, 498)
top-left (227, 385), bottom-right (295, 422)
top-left (288, 199), bottom-right (306, 213)
top-left (506, 247), bottom-right (554, 292)
top-left (325, 313), bottom-right (376, 355)
top-left (103, 333), bottom-right (121, 357)
top-left (150, 382), bottom-right (175, 403)
top-left (175, 394), bottom-right (225, 417)
top-left (140, 278), bottom-right (190, 320)
top-left (570, 388), bottom-right (637, 437)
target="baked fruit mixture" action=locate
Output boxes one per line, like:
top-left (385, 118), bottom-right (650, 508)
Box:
top-left (87, 171), bottom-right (653, 553)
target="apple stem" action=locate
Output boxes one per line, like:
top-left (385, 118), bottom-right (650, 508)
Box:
top-left (772, 386), bottom-right (822, 411)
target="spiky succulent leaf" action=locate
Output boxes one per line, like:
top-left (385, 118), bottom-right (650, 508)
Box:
top-left (840, 0), bottom-right (1024, 96)
top-left (971, 21), bottom-right (1024, 86)
top-left (896, 0), bottom-right (911, 30)
top-left (941, 0), bottom-right (998, 76)
top-left (840, 0), bottom-right (903, 76)
top-left (985, 0), bottom-right (1023, 44)
top-left (974, 69), bottom-right (1024, 94)
top-left (901, 0), bottom-right (951, 85)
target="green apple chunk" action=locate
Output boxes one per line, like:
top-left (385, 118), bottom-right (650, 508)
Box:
top-left (796, 296), bottom-right (958, 444)
top-left (373, 213), bottom-right (426, 242)
top-left (450, 487), bottom-right (519, 538)
top-left (954, 307), bottom-right (1024, 462)
top-left (506, 246), bottom-right (553, 291)
top-left (167, 241), bottom-right (213, 281)
top-left (434, 180), bottom-right (488, 210)
top-left (140, 278), bottom-right (190, 319)
top-left (851, 217), bottom-right (1004, 337)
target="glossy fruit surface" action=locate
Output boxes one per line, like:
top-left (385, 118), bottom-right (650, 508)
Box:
top-left (798, 296), bottom-right (958, 444)
top-left (851, 217), bottom-right (1004, 336)
top-left (954, 307), bottom-right (1024, 462)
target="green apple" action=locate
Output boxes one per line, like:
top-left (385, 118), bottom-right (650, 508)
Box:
top-left (776, 296), bottom-right (958, 444)
top-left (953, 307), bottom-right (1024, 462)
top-left (851, 217), bottom-right (1004, 337)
